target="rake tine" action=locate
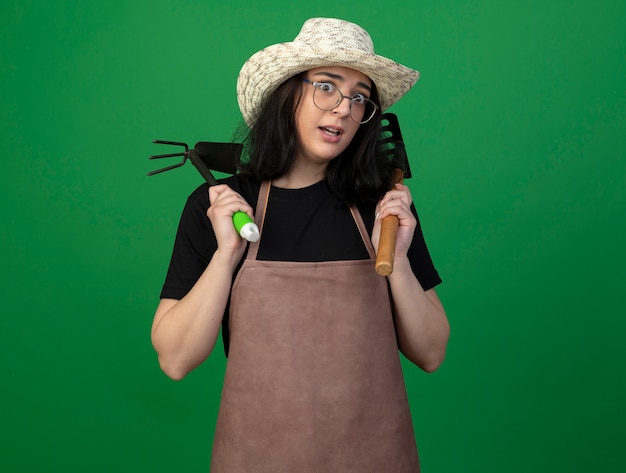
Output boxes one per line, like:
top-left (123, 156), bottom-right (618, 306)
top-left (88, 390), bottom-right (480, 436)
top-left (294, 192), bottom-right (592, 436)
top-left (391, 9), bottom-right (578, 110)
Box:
top-left (149, 152), bottom-right (185, 160)
top-left (153, 140), bottom-right (189, 148)
top-left (147, 140), bottom-right (190, 176)
top-left (146, 159), bottom-right (187, 176)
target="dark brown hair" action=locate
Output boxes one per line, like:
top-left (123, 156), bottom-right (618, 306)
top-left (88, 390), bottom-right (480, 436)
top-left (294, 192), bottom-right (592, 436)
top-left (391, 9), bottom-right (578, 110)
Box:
top-left (236, 74), bottom-right (398, 204)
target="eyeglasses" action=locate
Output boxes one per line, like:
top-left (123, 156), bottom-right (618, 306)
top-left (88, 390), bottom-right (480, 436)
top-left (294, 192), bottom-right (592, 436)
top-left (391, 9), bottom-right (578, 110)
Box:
top-left (302, 79), bottom-right (379, 124)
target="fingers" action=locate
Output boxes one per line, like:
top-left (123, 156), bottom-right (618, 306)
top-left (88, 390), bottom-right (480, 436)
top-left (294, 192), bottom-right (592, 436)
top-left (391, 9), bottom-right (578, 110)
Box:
top-left (373, 184), bottom-right (416, 258)
top-left (375, 183), bottom-right (413, 221)
top-left (207, 185), bottom-right (254, 249)
top-left (208, 185), bottom-right (254, 218)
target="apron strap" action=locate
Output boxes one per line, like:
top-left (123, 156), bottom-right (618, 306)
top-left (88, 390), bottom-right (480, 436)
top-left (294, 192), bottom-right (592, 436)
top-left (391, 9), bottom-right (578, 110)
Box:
top-left (246, 180), bottom-right (271, 261)
top-left (246, 181), bottom-right (377, 261)
top-left (349, 205), bottom-right (377, 259)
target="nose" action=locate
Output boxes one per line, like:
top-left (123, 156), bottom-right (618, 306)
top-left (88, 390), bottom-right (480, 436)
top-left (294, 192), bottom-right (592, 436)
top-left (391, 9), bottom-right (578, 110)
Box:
top-left (333, 96), bottom-right (352, 118)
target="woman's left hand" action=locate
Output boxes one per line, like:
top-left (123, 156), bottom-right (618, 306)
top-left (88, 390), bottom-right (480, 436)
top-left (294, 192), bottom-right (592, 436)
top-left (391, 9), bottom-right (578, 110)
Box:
top-left (373, 184), bottom-right (449, 373)
top-left (371, 183), bottom-right (417, 258)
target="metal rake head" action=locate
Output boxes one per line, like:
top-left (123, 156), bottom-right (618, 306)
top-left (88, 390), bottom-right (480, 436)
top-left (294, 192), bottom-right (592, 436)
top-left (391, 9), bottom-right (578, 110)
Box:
top-left (380, 113), bottom-right (412, 179)
top-left (148, 140), bottom-right (242, 185)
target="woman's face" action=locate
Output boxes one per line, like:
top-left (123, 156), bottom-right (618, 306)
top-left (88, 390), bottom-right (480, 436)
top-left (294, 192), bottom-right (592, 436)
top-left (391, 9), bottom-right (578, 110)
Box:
top-left (294, 66), bottom-right (373, 169)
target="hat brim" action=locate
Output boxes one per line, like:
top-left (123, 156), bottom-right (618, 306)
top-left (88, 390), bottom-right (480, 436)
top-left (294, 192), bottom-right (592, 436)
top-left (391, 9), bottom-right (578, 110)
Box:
top-left (237, 42), bottom-right (419, 126)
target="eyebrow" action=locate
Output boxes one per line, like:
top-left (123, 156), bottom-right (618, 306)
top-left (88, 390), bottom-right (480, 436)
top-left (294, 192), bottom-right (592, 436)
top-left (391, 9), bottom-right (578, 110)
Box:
top-left (311, 71), bottom-right (372, 92)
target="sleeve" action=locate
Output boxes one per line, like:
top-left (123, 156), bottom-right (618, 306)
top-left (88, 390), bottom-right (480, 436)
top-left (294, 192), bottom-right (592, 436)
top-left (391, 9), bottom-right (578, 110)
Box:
top-left (407, 203), bottom-right (442, 291)
top-left (159, 184), bottom-right (216, 300)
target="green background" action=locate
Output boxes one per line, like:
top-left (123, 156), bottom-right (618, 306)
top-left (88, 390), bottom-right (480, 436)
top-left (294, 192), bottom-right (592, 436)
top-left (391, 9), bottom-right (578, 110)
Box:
top-left (2, 1), bottom-right (624, 471)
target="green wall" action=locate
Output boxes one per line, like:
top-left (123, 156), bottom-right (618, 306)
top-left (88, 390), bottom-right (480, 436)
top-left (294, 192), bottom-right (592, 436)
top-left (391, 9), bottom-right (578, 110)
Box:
top-left (2, 1), bottom-right (624, 471)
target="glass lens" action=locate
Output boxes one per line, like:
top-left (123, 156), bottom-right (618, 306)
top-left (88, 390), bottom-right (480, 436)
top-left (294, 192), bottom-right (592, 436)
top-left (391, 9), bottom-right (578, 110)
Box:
top-left (350, 99), bottom-right (376, 124)
top-left (311, 82), bottom-right (377, 124)
top-left (313, 83), bottom-right (342, 110)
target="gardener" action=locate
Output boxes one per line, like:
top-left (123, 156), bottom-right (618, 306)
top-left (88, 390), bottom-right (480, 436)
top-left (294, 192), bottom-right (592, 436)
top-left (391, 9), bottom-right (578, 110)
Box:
top-left (151, 17), bottom-right (450, 472)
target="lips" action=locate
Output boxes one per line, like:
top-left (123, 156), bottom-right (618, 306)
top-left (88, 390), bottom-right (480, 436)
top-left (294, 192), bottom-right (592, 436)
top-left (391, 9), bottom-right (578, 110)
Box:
top-left (320, 126), bottom-right (342, 137)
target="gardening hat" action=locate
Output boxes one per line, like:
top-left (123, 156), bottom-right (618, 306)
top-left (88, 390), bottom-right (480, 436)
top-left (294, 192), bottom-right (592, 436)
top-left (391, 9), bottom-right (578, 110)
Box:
top-left (237, 17), bottom-right (420, 126)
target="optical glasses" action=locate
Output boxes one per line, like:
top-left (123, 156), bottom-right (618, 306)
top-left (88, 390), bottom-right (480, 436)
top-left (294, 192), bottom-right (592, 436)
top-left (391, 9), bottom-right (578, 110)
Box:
top-left (302, 79), bottom-right (378, 124)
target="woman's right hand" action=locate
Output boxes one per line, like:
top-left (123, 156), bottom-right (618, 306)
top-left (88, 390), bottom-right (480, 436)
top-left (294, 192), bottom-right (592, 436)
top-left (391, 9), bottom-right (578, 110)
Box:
top-left (207, 185), bottom-right (254, 255)
top-left (151, 185), bottom-right (254, 380)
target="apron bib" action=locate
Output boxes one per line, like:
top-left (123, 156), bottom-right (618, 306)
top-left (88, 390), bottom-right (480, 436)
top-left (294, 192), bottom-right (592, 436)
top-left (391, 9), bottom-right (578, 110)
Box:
top-left (211, 182), bottom-right (419, 472)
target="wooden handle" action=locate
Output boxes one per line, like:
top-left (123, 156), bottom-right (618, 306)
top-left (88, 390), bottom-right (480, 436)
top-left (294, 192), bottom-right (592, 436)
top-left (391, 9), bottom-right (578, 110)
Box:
top-left (375, 169), bottom-right (405, 276)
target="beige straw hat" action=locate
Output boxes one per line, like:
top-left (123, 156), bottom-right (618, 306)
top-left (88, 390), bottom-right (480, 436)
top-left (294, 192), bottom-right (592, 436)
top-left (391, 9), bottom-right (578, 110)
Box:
top-left (237, 17), bottom-right (420, 126)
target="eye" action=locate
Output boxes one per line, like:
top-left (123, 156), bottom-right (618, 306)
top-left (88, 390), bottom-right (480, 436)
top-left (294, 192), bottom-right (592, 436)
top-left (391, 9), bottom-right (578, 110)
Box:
top-left (351, 93), bottom-right (367, 105)
top-left (317, 82), bottom-right (336, 94)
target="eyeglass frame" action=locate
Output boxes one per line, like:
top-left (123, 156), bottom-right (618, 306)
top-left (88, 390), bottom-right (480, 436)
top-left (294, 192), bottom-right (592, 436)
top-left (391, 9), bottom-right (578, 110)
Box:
top-left (301, 78), bottom-right (379, 124)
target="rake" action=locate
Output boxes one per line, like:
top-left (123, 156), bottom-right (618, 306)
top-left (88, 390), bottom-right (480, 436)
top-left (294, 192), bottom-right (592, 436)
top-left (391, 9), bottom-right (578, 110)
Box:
top-left (147, 140), bottom-right (259, 242)
top-left (375, 113), bottom-right (412, 276)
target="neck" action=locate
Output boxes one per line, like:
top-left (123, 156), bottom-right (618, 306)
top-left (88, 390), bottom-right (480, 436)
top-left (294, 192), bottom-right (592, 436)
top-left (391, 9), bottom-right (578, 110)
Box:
top-left (273, 161), bottom-right (328, 189)
top-left (273, 174), bottom-right (324, 189)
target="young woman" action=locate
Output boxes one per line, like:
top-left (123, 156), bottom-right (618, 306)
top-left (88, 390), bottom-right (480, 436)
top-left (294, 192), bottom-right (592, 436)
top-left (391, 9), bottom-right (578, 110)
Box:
top-left (152, 17), bottom-right (450, 472)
